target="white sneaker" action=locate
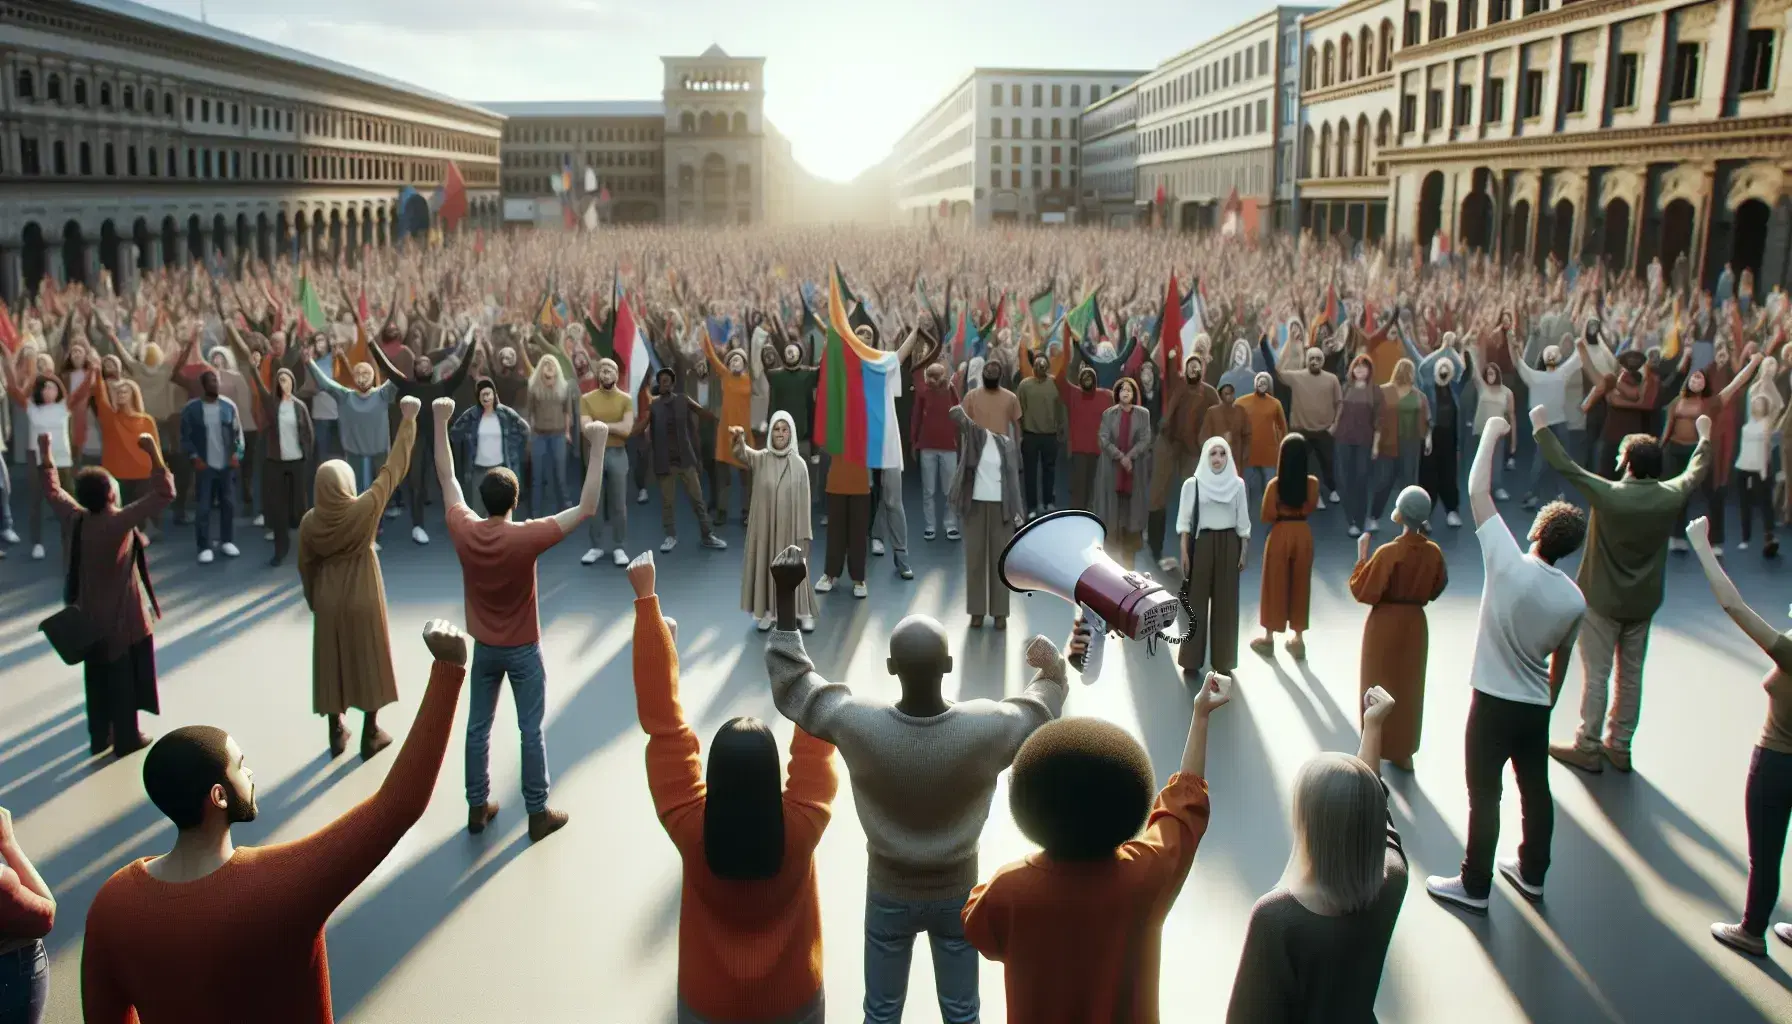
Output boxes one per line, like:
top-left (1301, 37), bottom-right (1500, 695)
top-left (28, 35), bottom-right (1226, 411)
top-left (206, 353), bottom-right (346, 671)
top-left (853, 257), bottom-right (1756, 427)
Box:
top-left (660, 536), bottom-right (678, 553)
top-left (581, 548), bottom-right (602, 565)
top-left (1498, 857), bottom-right (1543, 903)
top-left (636, 488), bottom-right (648, 504)
top-left (198, 548), bottom-right (215, 564)
top-left (1157, 557), bottom-right (1177, 572)
top-left (852, 581), bottom-right (868, 599)
top-left (871, 539), bottom-right (885, 556)
top-left (1327, 490), bottom-right (1340, 504)
top-left (814, 576), bottom-right (834, 593)
top-left (412, 527), bottom-right (429, 545)
top-left (0, 528), bottom-right (18, 544)
top-left (263, 530), bottom-right (275, 541)
top-left (1445, 511), bottom-right (1462, 528)
top-left (30, 543), bottom-right (45, 560)
top-left (252, 514), bottom-right (265, 527)
top-left (1315, 495), bottom-right (1327, 510)
top-left (799, 615), bottom-right (816, 632)
top-left (1494, 488), bottom-right (1510, 501)
top-left (1045, 503), bottom-right (1058, 513)
top-left (383, 507), bottom-right (400, 520)
top-left (221, 542), bottom-right (241, 557)
top-left (612, 548), bottom-right (629, 566)
top-left (1348, 525), bottom-right (1362, 538)
top-left (1712, 544), bottom-right (1725, 558)
top-left (1739, 540), bottom-right (1750, 551)
top-left (1425, 875), bottom-right (1488, 914)
top-left (1366, 517), bottom-right (1381, 533)
top-left (756, 614), bottom-right (774, 632)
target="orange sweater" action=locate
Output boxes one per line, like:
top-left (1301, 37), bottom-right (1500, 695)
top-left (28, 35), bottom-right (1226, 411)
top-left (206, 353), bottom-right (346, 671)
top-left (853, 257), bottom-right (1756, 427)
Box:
top-left (81, 660), bottom-right (465, 1024)
top-left (1235, 392), bottom-right (1287, 468)
top-left (93, 378), bottom-right (160, 481)
top-left (633, 596), bottom-right (836, 1022)
top-left (704, 338), bottom-right (754, 468)
top-left (962, 773), bottom-right (1211, 1024)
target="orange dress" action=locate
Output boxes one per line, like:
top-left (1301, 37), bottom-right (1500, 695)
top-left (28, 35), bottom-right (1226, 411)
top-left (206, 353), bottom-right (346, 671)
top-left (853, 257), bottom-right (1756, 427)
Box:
top-left (1348, 531), bottom-right (1448, 762)
top-left (1258, 475), bottom-right (1320, 632)
top-left (705, 339), bottom-right (754, 469)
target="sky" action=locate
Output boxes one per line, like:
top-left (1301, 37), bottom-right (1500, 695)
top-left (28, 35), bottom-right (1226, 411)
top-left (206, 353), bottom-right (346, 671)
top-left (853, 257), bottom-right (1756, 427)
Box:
top-left (135, 0), bottom-right (1285, 182)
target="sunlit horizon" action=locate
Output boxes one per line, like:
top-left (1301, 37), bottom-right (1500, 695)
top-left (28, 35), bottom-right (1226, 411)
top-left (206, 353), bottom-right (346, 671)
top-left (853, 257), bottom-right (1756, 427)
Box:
top-left (133, 0), bottom-right (1279, 183)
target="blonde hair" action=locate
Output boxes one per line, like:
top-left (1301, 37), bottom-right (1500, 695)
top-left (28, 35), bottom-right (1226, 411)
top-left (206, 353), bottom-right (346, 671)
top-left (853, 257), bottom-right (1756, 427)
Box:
top-left (1392, 358), bottom-right (1416, 387)
top-left (1286, 753), bottom-right (1388, 915)
top-left (114, 378), bottom-right (145, 415)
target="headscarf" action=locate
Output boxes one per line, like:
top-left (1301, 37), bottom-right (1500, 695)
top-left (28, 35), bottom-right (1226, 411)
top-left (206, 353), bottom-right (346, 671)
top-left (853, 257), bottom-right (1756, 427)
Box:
top-left (300, 458), bottom-right (379, 559)
top-left (1394, 485), bottom-right (1432, 532)
top-left (1192, 435), bottom-right (1243, 505)
top-left (766, 410), bottom-right (797, 458)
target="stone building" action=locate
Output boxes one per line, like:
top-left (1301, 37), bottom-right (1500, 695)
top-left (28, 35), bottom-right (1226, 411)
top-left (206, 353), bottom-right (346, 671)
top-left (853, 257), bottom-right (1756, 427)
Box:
top-left (487, 101), bottom-right (666, 226)
top-left (1078, 84), bottom-right (1142, 226)
top-left (660, 46), bottom-right (801, 226)
top-left (0, 0), bottom-right (504, 300)
top-left (1296, 0), bottom-right (1402, 243)
top-left (1382, 0), bottom-right (1792, 289)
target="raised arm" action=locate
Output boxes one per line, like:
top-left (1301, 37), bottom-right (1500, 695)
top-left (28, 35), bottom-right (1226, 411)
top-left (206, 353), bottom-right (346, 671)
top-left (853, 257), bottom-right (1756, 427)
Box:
top-left (1529, 405), bottom-right (1609, 502)
top-left (1717, 353), bottom-right (1763, 408)
top-left (306, 359), bottom-right (353, 400)
top-left (1469, 417), bottom-right (1508, 527)
top-left (431, 398), bottom-right (465, 508)
top-left (365, 334), bottom-right (414, 394)
top-left (551, 420), bottom-right (609, 534)
top-left (1687, 516), bottom-right (1786, 654)
top-left (627, 555), bottom-right (707, 847)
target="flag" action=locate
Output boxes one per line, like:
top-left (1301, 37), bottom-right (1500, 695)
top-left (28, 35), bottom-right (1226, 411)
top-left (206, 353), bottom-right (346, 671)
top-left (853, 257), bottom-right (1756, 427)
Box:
top-left (356, 289), bottom-right (369, 326)
top-left (0, 305), bottom-right (18, 354)
top-left (815, 266), bottom-right (904, 470)
top-left (438, 162), bottom-right (468, 231)
top-left (536, 291), bottom-right (564, 329)
top-left (991, 293), bottom-right (1008, 333)
top-left (1066, 288), bottom-right (1101, 342)
top-left (1160, 273), bottom-right (1185, 376)
top-left (611, 291), bottom-right (653, 401)
top-left (1028, 286), bottom-right (1055, 334)
top-left (296, 275), bottom-right (327, 332)
top-left (1662, 296), bottom-right (1683, 361)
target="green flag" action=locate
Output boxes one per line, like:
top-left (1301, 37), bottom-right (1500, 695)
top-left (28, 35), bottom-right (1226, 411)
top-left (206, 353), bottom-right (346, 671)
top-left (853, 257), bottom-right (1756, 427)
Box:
top-left (1028, 287), bottom-right (1055, 332)
top-left (296, 276), bottom-right (327, 332)
top-left (1065, 288), bottom-right (1100, 341)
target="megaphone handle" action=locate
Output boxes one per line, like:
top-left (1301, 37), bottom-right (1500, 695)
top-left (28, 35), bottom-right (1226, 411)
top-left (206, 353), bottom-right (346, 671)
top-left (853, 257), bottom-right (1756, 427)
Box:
top-left (1069, 607), bottom-right (1107, 683)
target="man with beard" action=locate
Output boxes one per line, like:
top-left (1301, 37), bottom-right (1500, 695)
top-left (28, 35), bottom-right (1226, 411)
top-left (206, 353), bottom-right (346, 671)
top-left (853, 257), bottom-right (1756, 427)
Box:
top-left (79, 621), bottom-right (472, 1024)
top-left (1149, 355), bottom-right (1220, 572)
top-left (493, 342), bottom-right (531, 412)
top-left (648, 367), bottom-right (729, 554)
top-left (1277, 346), bottom-right (1342, 505)
top-left (577, 357), bottom-right (637, 566)
top-left (1057, 360), bottom-right (1112, 511)
top-left (1016, 353), bottom-right (1064, 517)
top-left (177, 369), bottom-right (245, 564)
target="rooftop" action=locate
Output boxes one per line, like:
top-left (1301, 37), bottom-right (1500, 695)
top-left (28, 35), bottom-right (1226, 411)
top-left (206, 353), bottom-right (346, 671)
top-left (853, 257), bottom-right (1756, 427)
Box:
top-left (70, 0), bottom-right (499, 118)
top-left (479, 100), bottom-right (666, 119)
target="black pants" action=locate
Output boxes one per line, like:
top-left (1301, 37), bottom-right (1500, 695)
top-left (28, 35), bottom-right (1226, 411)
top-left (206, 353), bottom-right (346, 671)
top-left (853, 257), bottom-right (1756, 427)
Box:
top-left (1736, 470), bottom-right (1776, 546)
top-left (1461, 689), bottom-right (1553, 899)
top-left (84, 636), bottom-right (155, 752)
top-left (1021, 431), bottom-right (1058, 509)
top-left (1304, 428), bottom-right (1337, 495)
top-left (1670, 441), bottom-right (1726, 544)
top-left (406, 431), bottom-right (439, 530)
top-left (264, 459), bottom-right (307, 560)
top-left (1744, 745), bottom-right (1792, 934)
top-left (1419, 423), bottom-right (1460, 514)
top-left (825, 492), bottom-right (870, 582)
top-left (1068, 451), bottom-right (1098, 510)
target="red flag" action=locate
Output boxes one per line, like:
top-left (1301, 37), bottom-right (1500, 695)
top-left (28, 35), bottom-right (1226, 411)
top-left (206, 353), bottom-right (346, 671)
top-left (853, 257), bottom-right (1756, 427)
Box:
top-left (0, 306), bottom-right (17, 354)
top-left (598, 185), bottom-right (611, 204)
top-left (1154, 183), bottom-right (1166, 206)
top-left (1160, 272), bottom-right (1184, 376)
top-left (439, 162), bottom-right (469, 230)
top-left (356, 289), bottom-right (369, 325)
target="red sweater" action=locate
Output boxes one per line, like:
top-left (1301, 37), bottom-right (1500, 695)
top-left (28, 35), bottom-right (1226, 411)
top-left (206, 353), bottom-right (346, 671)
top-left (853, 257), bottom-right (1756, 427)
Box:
top-left (634, 596), bottom-right (837, 1021)
top-left (910, 378), bottom-right (961, 453)
top-left (81, 660), bottom-right (465, 1024)
top-left (1059, 380), bottom-right (1114, 455)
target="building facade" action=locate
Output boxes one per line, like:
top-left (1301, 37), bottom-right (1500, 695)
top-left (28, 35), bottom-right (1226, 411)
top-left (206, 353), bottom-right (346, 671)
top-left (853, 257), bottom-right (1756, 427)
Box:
top-left (1382, 0), bottom-right (1792, 290)
top-left (488, 101), bottom-right (666, 226)
top-left (1134, 7), bottom-right (1320, 232)
top-left (1077, 84), bottom-right (1142, 226)
top-left (0, 0), bottom-right (504, 300)
top-left (892, 67), bottom-right (1145, 226)
top-left (660, 46), bottom-right (801, 227)
top-left (1296, 0), bottom-right (1402, 244)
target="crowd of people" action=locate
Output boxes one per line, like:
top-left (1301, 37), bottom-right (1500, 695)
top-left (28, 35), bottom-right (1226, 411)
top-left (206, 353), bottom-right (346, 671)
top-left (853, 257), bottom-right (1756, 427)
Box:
top-left (2, 223), bottom-right (1791, 1022)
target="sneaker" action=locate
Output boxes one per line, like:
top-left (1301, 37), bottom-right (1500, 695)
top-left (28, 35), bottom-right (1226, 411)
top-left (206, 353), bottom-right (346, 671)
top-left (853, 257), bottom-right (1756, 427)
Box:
top-left (0, 528), bottom-right (17, 544)
top-left (852, 581), bottom-right (868, 599)
top-left (1602, 745), bottom-right (1633, 773)
top-left (923, 529), bottom-right (937, 541)
top-left (1712, 544), bottom-right (1724, 558)
top-left (1498, 858), bottom-right (1544, 902)
top-left (636, 488), bottom-right (648, 504)
top-left (30, 544), bottom-right (44, 560)
top-left (701, 534), bottom-right (728, 550)
top-left (1327, 491), bottom-right (1340, 504)
top-left (528, 808), bottom-right (570, 842)
top-left (263, 530), bottom-right (275, 541)
top-left (221, 542), bottom-right (241, 558)
top-left (1776, 923), bottom-right (1792, 946)
top-left (1348, 525), bottom-right (1362, 538)
top-left (1445, 511), bottom-right (1461, 527)
top-left (814, 576), bottom-right (835, 593)
top-left (945, 527), bottom-right (960, 541)
top-left (612, 548), bottom-right (629, 567)
top-left (756, 614), bottom-right (773, 632)
top-left (1316, 495), bottom-right (1327, 510)
top-left (198, 548), bottom-right (215, 564)
top-left (581, 548), bottom-right (602, 565)
top-left (1668, 536), bottom-right (1688, 552)
top-left (871, 538), bottom-right (886, 557)
top-left (383, 506), bottom-right (400, 520)
top-left (799, 615), bottom-right (816, 632)
top-left (896, 559), bottom-right (914, 580)
top-left (252, 514), bottom-right (265, 527)
top-left (412, 526), bottom-right (429, 545)
top-left (1426, 875), bottom-right (1489, 914)
top-left (1549, 741), bottom-right (1603, 774)
top-left (1158, 557), bottom-right (1178, 573)
top-left (1366, 517), bottom-right (1380, 533)
top-left (1739, 540), bottom-right (1751, 551)
top-left (660, 536), bottom-right (678, 553)
top-left (1712, 923), bottom-right (1768, 957)
top-left (1494, 488), bottom-right (1510, 501)
top-left (1521, 495), bottom-right (1539, 510)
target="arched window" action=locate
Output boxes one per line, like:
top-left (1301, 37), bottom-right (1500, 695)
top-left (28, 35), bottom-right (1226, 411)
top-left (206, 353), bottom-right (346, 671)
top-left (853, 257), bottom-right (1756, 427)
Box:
top-left (699, 111), bottom-right (715, 133)
top-left (1375, 111), bottom-right (1393, 174)
top-left (732, 112), bottom-right (747, 133)
top-left (74, 78), bottom-right (87, 106)
top-left (123, 84), bottom-right (134, 110)
top-left (1303, 47), bottom-right (1317, 91)
top-left (15, 69), bottom-right (32, 100)
top-left (680, 111), bottom-right (695, 133)
top-left (1319, 123), bottom-right (1333, 177)
top-left (46, 73), bottom-right (62, 103)
top-left (99, 82), bottom-right (111, 108)
top-left (1322, 42), bottom-right (1335, 87)
top-left (1360, 27), bottom-right (1374, 77)
top-left (143, 87), bottom-right (154, 112)
top-left (1334, 120), bottom-right (1348, 178)
top-left (1379, 20), bottom-right (1395, 73)
top-left (1301, 124), bottom-right (1315, 177)
top-left (1340, 37), bottom-right (1354, 83)
top-left (1355, 114), bottom-right (1371, 176)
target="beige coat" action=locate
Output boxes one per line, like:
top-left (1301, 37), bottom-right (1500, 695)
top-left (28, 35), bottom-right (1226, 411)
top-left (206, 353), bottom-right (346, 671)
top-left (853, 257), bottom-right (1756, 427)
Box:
top-left (297, 418), bottom-right (416, 714)
top-left (735, 412), bottom-right (815, 619)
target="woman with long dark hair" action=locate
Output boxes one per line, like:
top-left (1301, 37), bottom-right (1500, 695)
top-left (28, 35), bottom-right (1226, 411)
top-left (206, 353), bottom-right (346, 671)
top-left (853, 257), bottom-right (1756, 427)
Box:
top-left (1254, 433), bottom-right (1320, 661)
top-left (3, 360), bottom-right (90, 561)
top-left (1662, 354), bottom-right (1760, 554)
top-left (628, 552), bottom-right (836, 1024)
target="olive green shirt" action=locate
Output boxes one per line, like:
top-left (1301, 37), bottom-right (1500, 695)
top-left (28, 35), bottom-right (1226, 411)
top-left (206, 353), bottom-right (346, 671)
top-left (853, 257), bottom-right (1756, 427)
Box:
top-left (1536, 427), bottom-right (1707, 621)
top-left (1015, 376), bottom-right (1064, 435)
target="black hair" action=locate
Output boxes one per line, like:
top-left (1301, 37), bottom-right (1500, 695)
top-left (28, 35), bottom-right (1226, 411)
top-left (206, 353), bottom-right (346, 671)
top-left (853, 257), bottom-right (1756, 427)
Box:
top-left (143, 726), bottom-right (233, 830)
top-left (479, 467), bottom-right (519, 517)
top-left (1276, 432), bottom-right (1311, 509)
top-left (1617, 434), bottom-right (1664, 479)
top-left (703, 717), bottom-right (785, 880)
top-left (1531, 501), bottom-right (1588, 564)
top-left (73, 467), bottom-right (116, 513)
top-left (475, 376), bottom-right (497, 402)
top-left (31, 375), bottom-right (63, 405)
top-left (1010, 718), bottom-right (1154, 861)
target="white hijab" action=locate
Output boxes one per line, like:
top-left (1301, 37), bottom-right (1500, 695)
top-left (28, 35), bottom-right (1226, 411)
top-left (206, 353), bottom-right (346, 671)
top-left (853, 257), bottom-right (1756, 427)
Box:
top-left (766, 410), bottom-right (797, 458)
top-left (1192, 435), bottom-right (1243, 505)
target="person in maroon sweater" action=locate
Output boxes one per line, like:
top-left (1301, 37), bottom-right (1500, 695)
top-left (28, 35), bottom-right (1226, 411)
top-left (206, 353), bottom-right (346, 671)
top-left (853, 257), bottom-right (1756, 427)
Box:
top-left (1057, 362), bottom-right (1114, 511)
top-left (911, 361), bottom-right (962, 541)
top-left (0, 805), bottom-right (56, 1024)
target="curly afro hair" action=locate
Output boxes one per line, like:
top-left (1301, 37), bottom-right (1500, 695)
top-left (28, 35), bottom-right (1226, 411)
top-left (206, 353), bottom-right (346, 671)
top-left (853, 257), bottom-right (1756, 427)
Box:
top-left (1009, 718), bottom-right (1155, 861)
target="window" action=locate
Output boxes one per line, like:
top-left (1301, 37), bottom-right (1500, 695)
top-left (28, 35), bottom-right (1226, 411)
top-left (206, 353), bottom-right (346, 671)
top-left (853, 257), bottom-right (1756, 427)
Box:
top-left (1032, 145), bottom-right (1042, 163)
top-left (79, 141), bottom-right (91, 175)
top-left (1565, 62), bottom-right (1588, 113)
top-left (1011, 117), bottom-right (1021, 137)
top-left (148, 146), bottom-right (158, 176)
top-left (991, 168), bottom-right (1002, 188)
top-left (127, 145), bottom-right (137, 176)
top-left (1070, 116), bottom-right (1078, 135)
top-left (1051, 117), bottom-right (1062, 138)
top-left (203, 98), bottom-right (211, 122)
top-left (51, 140), bottom-right (66, 175)
top-left (1233, 105), bottom-right (1242, 135)
top-left (1430, 2), bottom-right (1447, 41)
top-left (74, 78), bottom-right (87, 106)
top-left (1613, 52), bottom-right (1640, 108)
top-left (1489, 0), bottom-right (1511, 23)
top-left (186, 96), bottom-right (194, 120)
top-left (1523, 0), bottom-right (1543, 13)
top-left (1071, 84), bottom-right (1081, 105)
top-left (1520, 70), bottom-right (1544, 118)
top-left (231, 103), bottom-right (239, 126)
top-left (1404, 10), bottom-right (1420, 46)
top-left (1400, 93), bottom-right (1417, 132)
top-left (99, 82), bottom-right (111, 108)
top-left (1258, 40), bottom-right (1269, 74)
top-left (123, 84), bottom-right (134, 110)
top-left (285, 111), bottom-right (293, 131)
top-left (1011, 84), bottom-right (1021, 105)
top-left (991, 82), bottom-right (1003, 106)
top-left (1233, 52), bottom-right (1242, 83)
top-left (203, 149), bottom-right (213, 178)
top-left (20, 137), bottom-right (39, 175)
top-left (1032, 83), bottom-right (1043, 106)
top-left (1032, 169), bottom-right (1042, 188)
top-left (1052, 84), bottom-right (1062, 105)
top-left (1051, 169), bottom-right (1062, 188)
top-left (187, 148), bottom-right (195, 177)
top-left (1456, 84), bottom-right (1474, 124)
top-left (1091, 84), bottom-right (1103, 102)
top-left (1426, 88), bottom-right (1443, 129)
top-left (1742, 30), bottom-right (1777, 94)
top-left (104, 142), bottom-right (114, 175)
top-left (47, 73), bottom-right (61, 103)
top-left (991, 145), bottom-right (1002, 164)
top-left (991, 117), bottom-right (1002, 138)
top-left (232, 151), bottom-right (241, 178)
top-left (1245, 47), bottom-right (1254, 79)
top-left (1012, 146), bottom-right (1021, 163)
top-left (1487, 77), bottom-right (1506, 121)
top-left (1256, 98), bottom-right (1267, 131)
top-left (1458, 0), bottom-right (1477, 32)
top-left (1051, 145), bottom-right (1062, 163)
top-left (1031, 117), bottom-right (1042, 138)
top-left (1670, 42), bottom-right (1701, 101)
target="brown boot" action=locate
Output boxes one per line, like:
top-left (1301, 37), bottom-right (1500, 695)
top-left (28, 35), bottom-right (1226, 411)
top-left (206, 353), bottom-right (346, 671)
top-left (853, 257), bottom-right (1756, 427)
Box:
top-left (328, 715), bottom-right (349, 758)
top-left (970, 615), bottom-right (984, 628)
top-left (467, 802), bottom-right (499, 834)
top-left (359, 711), bottom-right (392, 760)
top-left (528, 808), bottom-right (570, 842)
top-left (993, 616), bottom-right (1007, 631)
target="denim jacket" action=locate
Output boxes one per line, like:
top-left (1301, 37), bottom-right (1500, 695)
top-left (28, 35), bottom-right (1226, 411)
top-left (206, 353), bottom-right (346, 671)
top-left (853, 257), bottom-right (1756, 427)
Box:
top-left (450, 404), bottom-right (529, 475)
top-left (178, 397), bottom-right (246, 466)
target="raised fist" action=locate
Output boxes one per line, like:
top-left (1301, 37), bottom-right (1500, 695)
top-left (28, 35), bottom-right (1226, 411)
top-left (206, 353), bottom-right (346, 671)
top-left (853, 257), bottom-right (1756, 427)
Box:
top-left (771, 544), bottom-right (809, 595)
top-left (1024, 634), bottom-right (1066, 683)
top-left (431, 396), bottom-right (456, 422)
top-left (627, 550), bottom-right (656, 598)
top-left (422, 619), bottom-right (469, 667)
top-left (399, 395), bottom-right (421, 420)
top-left (583, 419), bottom-right (609, 446)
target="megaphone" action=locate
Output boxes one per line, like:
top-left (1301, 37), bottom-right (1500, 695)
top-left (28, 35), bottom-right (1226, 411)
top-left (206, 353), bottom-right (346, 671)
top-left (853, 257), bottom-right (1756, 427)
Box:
top-left (998, 510), bottom-right (1184, 682)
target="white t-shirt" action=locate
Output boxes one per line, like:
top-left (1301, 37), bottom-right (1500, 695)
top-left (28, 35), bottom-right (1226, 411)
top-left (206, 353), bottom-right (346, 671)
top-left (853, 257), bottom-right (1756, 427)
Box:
top-left (475, 412), bottom-right (504, 467)
top-left (26, 401), bottom-right (72, 467)
top-left (1175, 477), bottom-right (1251, 539)
top-left (277, 399), bottom-right (303, 461)
top-left (971, 433), bottom-right (1003, 502)
top-left (1468, 517), bottom-right (1586, 706)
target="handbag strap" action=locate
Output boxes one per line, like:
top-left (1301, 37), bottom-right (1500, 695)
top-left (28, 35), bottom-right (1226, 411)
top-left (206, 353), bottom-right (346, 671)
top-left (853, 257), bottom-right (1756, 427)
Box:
top-left (133, 531), bottom-right (160, 620)
top-left (63, 514), bottom-right (84, 606)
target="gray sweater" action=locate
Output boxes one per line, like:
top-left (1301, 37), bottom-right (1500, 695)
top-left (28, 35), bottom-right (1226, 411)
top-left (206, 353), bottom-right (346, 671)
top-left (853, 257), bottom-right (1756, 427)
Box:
top-left (307, 363), bottom-right (395, 457)
top-left (765, 629), bottom-right (1067, 899)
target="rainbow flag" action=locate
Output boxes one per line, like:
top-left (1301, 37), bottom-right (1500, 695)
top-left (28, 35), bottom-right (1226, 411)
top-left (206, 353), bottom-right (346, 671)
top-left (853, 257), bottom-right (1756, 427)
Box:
top-left (815, 266), bottom-right (904, 470)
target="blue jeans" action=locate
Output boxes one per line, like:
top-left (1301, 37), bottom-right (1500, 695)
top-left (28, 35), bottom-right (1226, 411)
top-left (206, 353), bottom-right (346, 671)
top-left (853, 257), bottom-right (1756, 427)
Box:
top-left (0, 940), bottom-right (48, 1024)
top-left (465, 641), bottom-right (551, 815)
top-left (1370, 448), bottom-right (1421, 519)
top-left (193, 465), bottom-right (237, 550)
top-left (531, 433), bottom-right (569, 516)
top-left (1337, 441), bottom-right (1372, 528)
top-left (313, 418), bottom-right (339, 461)
top-left (0, 459), bottom-right (13, 532)
top-left (862, 891), bottom-right (979, 1024)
